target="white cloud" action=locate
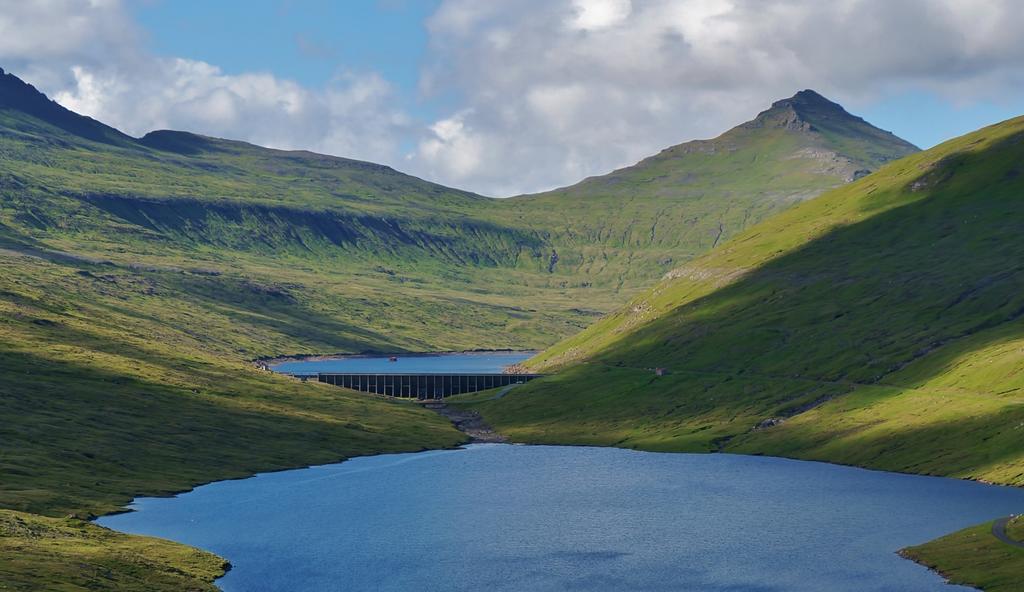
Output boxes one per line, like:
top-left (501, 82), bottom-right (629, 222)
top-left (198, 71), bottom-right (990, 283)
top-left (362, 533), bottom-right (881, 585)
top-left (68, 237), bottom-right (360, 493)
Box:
top-left (45, 57), bottom-right (410, 165)
top-left (569, 0), bottom-right (632, 31)
top-left (417, 112), bottom-right (485, 178)
top-left (2, 0), bottom-right (1024, 196)
top-left (527, 85), bottom-right (588, 130)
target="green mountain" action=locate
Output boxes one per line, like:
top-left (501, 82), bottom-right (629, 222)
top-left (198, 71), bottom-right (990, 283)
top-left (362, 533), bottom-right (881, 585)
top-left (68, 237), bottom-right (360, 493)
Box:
top-left (465, 113), bottom-right (1024, 490)
top-left (502, 90), bottom-right (918, 286)
top-left (0, 67), bottom-right (920, 589)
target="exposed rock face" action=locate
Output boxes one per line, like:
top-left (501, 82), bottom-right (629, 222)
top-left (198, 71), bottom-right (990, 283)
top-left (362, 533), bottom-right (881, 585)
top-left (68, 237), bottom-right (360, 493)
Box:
top-left (774, 106), bottom-right (815, 132)
top-left (755, 417), bottom-right (786, 430)
top-left (788, 147), bottom-right (871, 182)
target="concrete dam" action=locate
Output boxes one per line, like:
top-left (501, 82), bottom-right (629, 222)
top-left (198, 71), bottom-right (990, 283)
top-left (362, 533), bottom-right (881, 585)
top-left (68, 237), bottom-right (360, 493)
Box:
top-left (301, 372), bottom-right (544, 399)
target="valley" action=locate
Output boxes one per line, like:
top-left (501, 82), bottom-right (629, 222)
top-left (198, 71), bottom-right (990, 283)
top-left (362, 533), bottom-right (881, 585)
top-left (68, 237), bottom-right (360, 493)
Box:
top-left (1, 61), bottom-right (1020, 591)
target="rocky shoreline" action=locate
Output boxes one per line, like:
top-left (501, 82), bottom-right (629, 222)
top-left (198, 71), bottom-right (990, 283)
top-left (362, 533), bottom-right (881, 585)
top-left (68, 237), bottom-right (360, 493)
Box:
top-left (421, 401), bottom-right (507, 443)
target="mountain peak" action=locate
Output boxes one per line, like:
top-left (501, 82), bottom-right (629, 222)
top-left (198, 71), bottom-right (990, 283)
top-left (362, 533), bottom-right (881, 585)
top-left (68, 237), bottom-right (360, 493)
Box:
top-left (783, 89), bottom-right (836, 106)
top-left (750, 89), bottom-right (850, 128)
top-left (738, 89), bottom-right (900, 145)
top-left (768, 89), bottom-right (852, 119)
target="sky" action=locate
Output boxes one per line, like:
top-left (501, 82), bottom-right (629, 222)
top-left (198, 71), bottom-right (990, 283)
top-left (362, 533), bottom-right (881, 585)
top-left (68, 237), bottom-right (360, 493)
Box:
top-left (2, 0), bottom-right (1024, 197)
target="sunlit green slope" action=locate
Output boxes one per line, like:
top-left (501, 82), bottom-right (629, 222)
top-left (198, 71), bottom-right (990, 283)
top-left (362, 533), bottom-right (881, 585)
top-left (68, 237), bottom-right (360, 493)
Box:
top-left (471, 115), bottom-right (1024, 486)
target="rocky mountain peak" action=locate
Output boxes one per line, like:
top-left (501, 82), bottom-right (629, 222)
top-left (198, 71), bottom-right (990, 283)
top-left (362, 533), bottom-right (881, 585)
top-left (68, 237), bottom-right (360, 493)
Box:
top-left (742, 89), bottom-right (867, 134)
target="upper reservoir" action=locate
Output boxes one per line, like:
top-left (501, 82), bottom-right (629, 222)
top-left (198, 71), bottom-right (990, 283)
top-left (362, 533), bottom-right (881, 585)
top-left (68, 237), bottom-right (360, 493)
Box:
top-left (270, 351), bottom-right (533, 375)
top-left (97, 444), bottom-right (1024, 592)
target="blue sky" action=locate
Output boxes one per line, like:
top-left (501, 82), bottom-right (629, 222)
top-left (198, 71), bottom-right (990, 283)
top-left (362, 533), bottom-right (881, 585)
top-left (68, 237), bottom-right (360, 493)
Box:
top-left (131, 0), bottom-right (447, 120)
top-left (6, 0), bottom-right (1024, 195)
top-left (858, 92), bottom-right (1024, 150)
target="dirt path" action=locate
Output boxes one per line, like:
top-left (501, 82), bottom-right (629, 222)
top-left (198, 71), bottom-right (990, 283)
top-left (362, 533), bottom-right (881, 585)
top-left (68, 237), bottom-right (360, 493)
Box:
top-left (992, 516), bottom-right (1024, 548)
top-left (421, 401), bottom-right (507, 443)
top-left (491, 383), bottom-right (522, 399)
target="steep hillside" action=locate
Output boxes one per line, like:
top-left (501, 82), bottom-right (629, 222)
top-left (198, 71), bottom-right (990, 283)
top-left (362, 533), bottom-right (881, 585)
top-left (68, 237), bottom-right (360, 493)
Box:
top-left (467, 115), bottom-right (1024, 487)
top-left (501, 90), bottom-right (918, 285)
top-left (0, 66), bottom-right (581, 350)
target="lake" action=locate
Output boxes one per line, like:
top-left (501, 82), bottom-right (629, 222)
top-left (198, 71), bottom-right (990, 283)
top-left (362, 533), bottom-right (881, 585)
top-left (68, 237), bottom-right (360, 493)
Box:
top-left (97, 445), bottom-right (1024, 591)
top-left (270, 351), bottom-right (534, 374)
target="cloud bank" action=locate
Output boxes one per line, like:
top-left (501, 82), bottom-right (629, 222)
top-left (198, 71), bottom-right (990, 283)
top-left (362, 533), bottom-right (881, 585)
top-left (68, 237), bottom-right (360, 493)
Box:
top-left (2, 0), bottom-right (1023, 195)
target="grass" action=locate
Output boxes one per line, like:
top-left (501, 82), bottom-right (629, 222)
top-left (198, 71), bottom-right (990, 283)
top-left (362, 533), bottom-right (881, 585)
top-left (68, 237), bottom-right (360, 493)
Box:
top-left (0, 246), bottom-right (465, 589)
top-left (0, 510), bottom-right (227, 592)
top-left (0, 246), bottom-right (470, 517)
top-left (901, 516), bottom-right (1024, 591)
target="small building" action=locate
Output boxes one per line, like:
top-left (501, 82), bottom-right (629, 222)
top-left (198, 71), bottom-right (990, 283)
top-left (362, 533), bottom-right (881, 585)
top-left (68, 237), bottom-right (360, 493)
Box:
top-left (654, 367), bottom-right (668, 376)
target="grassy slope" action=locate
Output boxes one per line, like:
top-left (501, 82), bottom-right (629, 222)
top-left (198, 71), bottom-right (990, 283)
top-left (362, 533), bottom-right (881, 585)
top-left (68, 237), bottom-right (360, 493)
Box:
top-left (0, 107), bottom-right (591, 351)
top-left (1, 510), bottom-right (227, 592)
top-left (468, 114), bottom-right (1024, 488)
top-left (901, 516), bottom-right (1024, 591)
top-left (0, 245), bottom-right (464, 589)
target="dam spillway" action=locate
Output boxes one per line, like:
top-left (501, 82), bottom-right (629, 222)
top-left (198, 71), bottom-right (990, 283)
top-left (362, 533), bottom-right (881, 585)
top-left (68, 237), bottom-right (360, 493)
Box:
top-left (304, 372), bottom-right (543, 399)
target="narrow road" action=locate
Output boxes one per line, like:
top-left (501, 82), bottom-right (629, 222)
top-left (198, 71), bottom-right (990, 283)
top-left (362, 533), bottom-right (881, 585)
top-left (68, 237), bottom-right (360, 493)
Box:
top-left (991, 516), bottom-right (1024, 548)
top-left (492, 382), bottom-right (523, 399)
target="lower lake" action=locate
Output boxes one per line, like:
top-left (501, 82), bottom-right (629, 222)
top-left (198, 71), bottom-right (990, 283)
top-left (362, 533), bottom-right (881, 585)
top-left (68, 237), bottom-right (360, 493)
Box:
top-left (98, 444), bottom-right (1024, 591)
top-left (269, 351), bottom-right (534, 375)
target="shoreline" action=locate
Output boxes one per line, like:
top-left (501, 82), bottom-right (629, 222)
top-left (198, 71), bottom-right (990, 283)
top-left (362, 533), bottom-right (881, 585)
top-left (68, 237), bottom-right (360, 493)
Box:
top-left (92, 443), bottom-right (1020, 592)
top-left (89, 436), bottom-right (473, 589)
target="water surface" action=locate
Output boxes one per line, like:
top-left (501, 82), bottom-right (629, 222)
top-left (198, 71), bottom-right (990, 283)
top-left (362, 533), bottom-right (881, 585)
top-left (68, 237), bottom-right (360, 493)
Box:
top-left (270, 351), bottom-right (533, 374)
top-left (98, 445), bottom-right (1024, 591)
